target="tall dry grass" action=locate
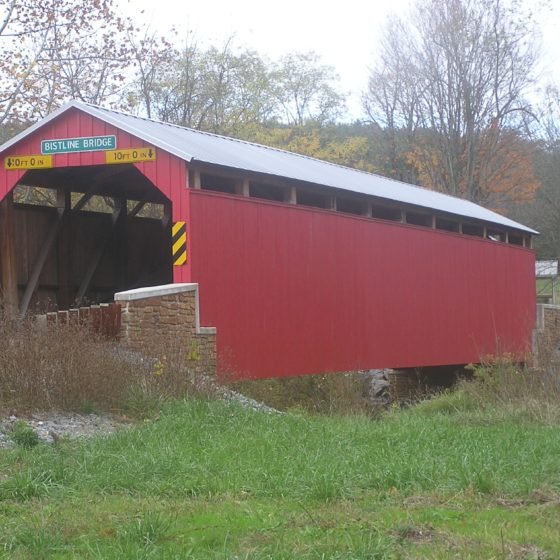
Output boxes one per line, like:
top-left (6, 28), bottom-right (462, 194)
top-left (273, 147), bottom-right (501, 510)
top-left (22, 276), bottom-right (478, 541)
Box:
top-left (466, 354), bottom-right (560, 422)
top-left (230, 372), bottom-right (372, 415)
top-left (413, 350), bottom-right (560, 424)
top-left (0, 309), bottom-right (211, 415)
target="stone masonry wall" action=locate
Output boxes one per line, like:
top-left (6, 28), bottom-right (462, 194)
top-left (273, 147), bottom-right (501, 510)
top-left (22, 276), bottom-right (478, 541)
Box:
top-left (114, 284), bottom-right (216, 376)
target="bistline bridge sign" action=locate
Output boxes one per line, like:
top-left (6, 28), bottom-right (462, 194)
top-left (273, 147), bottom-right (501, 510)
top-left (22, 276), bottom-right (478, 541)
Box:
top-left (41, 135), bottom-right (116, 154)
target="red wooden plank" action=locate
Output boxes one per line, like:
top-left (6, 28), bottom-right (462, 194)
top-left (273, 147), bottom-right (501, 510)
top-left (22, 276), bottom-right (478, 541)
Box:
top-left (189, 191), bottom-right (536, 380)
top-left (79, 307), bottom-right (90, 325)
top-left (57, 310), bottom-right (69, 325)
top-left (90, 305), bottom-right (101, 333)
top-left (68, 308), bottom-right (79, 326)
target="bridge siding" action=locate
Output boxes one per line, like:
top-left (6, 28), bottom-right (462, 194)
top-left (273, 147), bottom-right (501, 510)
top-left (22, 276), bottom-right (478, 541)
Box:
top-left (190, 190), bottom-right (535, 379)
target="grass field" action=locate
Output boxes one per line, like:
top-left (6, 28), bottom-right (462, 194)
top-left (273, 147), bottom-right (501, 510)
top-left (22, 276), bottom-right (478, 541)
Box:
top-left (1, 394), bottom-right (559, 559)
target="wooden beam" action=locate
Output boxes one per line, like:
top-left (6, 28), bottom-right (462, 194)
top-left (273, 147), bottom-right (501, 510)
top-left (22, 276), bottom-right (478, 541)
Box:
top-left (114, 198), bottom-right (128, 292)
top-left (191, 169), bottom-right (201, 189)
top-left (72, 191), bottom-right (94, 213)
top-left (56, 189), bottom-right (73, 310)
top-left (19, 207), bottom-right (65, 316)
top-left (75, 205), bottom-right (123, 306)
top-left (162, 202), bottom-right (171, 229)
top-left (128, 200), bottom-right (146, 219)
top-left (0, 194), bottom-right (18, 315)
top-left (235, 178), bottom-right (250, 197)
top-left (285, 186), bottom-right (297, 204)
top-left (74, 244), bottom-right (107, 307)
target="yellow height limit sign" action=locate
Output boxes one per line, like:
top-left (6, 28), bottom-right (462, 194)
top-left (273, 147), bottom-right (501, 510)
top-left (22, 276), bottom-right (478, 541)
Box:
top-left (105, 147), bottom-right (156, 164)
top-left (4, 154), bottom-right (53, 170)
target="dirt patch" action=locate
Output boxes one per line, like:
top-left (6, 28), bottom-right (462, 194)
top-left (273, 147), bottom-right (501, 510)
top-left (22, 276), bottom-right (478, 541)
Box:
top-left (506, 543), bottom-right (550, 560)
top-left (393, 524), bottom-right (436, 544)
top-left (495, 489), bottom-right (560, 509)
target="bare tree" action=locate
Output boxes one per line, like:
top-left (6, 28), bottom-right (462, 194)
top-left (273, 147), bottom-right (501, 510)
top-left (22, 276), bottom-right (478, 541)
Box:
top-left (364, 0), bottom-right (541, 206)
top-left (130, 39), bottom-right (346, 136)
top-left (127, 31), bottom-right (177, 119)
top-left (130, 37), bottom-right (277, 135)
top-left (516, 86), bottom-right (560, 257)
top-left (272, 52), bottom-right (345, 127)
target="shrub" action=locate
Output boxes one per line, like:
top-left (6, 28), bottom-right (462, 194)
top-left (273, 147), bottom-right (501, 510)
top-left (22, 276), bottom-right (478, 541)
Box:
top-left (412, 388), bottom-right (479, 415)
top-left (10, 420), bottom-right (39, 449)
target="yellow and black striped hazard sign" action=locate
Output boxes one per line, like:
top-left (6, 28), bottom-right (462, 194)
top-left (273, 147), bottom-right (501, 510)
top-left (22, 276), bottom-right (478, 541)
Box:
top-left (172, 221), bottom-right (187, 266)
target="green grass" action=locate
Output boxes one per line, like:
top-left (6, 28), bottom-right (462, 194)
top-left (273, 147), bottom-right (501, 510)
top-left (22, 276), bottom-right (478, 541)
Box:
top-left (537, 277), bottom-right (560, 302)
top-left (1, 398), bottom-right (559, 558)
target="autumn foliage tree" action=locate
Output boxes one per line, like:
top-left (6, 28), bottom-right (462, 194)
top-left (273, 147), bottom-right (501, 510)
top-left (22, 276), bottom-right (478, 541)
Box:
top-left (0, 0), bottom-right (134, 126)
top-left (364, 0), bottom-right (541, 208)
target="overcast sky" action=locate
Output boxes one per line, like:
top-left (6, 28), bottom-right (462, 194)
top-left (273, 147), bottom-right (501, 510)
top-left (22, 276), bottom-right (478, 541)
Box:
top-left (128, 0), bottom-right (560, 120)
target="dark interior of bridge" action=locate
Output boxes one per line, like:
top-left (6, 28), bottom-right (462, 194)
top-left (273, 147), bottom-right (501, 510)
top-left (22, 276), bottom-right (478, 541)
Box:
top-left (0, 164), bottom-right (172, 315)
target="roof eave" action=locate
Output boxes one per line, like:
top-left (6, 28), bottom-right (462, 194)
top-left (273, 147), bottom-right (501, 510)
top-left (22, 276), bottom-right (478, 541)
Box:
top-left (0, 100), bottom-right (197, 164)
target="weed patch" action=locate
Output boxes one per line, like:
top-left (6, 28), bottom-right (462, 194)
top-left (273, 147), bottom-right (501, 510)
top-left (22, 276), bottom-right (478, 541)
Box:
top-left (0, 310), bottom-right (213, 417)
top-left (231, 372), bottom-right (371, 415)
top-left (413, 356), bottom-right (560, 425)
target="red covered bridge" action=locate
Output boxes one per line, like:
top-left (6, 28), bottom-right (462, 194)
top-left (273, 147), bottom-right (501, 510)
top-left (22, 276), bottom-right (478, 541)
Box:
top-left (0, 102), bottom-right (536, 379)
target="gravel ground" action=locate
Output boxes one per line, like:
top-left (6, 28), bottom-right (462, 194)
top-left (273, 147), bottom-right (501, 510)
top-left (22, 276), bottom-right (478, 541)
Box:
top-left (0, 411), bottom-right (128, 449)
top-left (0, 373), bottom-right (280, 449)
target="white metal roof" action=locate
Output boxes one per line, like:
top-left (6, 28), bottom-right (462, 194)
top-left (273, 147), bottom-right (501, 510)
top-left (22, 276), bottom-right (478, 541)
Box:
top-left (0, 100), bottom-right (537, 234)
top-left (536, 260), bottom-right (558, 278)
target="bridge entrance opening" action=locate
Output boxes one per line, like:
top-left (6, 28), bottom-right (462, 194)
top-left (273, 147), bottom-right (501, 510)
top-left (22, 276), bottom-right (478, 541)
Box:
top-left (0, 163), bottom-right (172, 315)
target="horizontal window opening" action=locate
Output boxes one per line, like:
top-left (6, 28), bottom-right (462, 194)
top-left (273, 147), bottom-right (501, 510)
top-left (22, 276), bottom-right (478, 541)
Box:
top-left (200, 174), bottom-right (236, 194)
top-left (297, 190), bottom-right (327, 209)
top-left (336, 197), bottom-right (364, 215)
top-left (508, 234), bottom-right (524, 246)
top-left (127, 200), bottom-right (164, 219)
top-left (80, 195), bottom-right (115, 214)
top-left (436, 218), bottom-right (460, 232)
top-left (372, 206), bottom-right (402, 222)
top-left (249, 182), bottom-right (285, 202)
top-left (406, 212), bottom-right (432, 227)
top-left (13, 185), bottom-right (56, 207)
top-left (486, 228), bottom-right (506, 242)
top-left (462, 224), bottom-right (484, 237)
